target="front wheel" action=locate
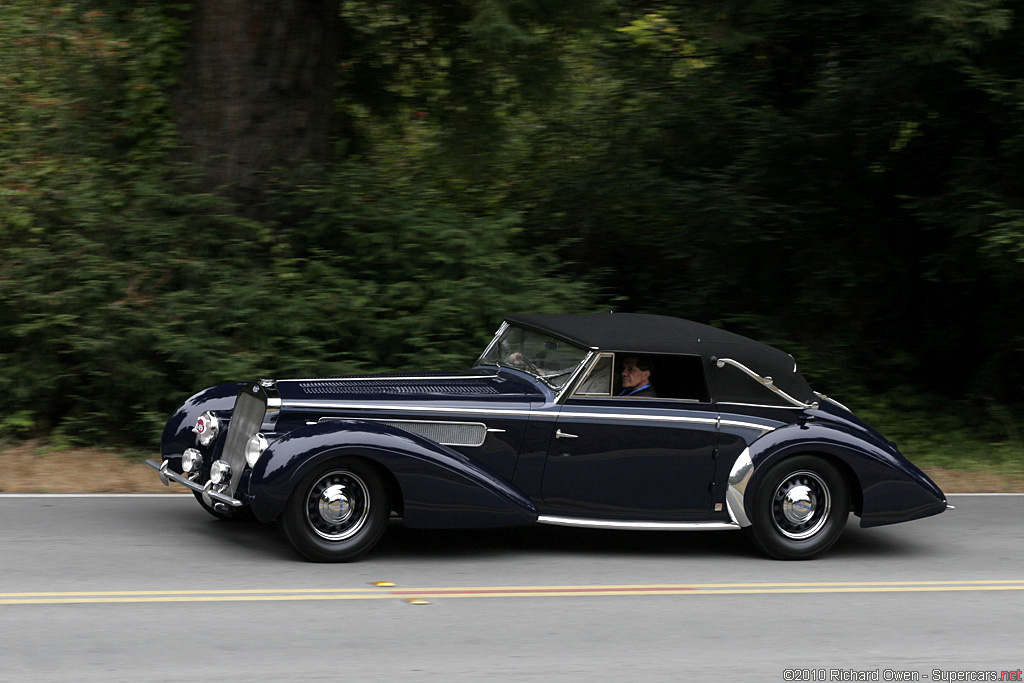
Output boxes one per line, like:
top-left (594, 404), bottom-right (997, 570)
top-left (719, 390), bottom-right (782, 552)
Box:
top-left (748, 455), bottom-right (849, 560)
top-left (278, 458), bottom-right (390, 562)
top-left (192, 490), bottom-right (255, 522)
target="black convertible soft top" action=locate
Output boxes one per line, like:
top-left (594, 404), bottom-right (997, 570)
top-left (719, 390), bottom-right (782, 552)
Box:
top-left (506, 313), bottom-right (817, 407)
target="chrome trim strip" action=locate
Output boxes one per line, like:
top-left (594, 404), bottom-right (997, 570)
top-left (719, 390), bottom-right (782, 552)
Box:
top-left (538, 515), bottom-right (740, 531)
top-left (318, 417), bottom-right (488, 427)
top-left (715, 358), bottom-right (819, 410)
top-left (720, 419), bottom-right (777, 434)
top-left (290, 374), bottom-right (497, 382)
top-left (283, 401), bottom-right (540, 417)
top-left (559, 410), bottom-right (773, 434)
top-left (145, 459), bottom-right (244, 507)
top-left (814, 391), bottom-right (851, 413)
top-left (317, 417), bottom-right (489, 447)
top-left (725, 448), bottom-right (754, 528)
top-left (717, 401), bottom-right (806, 410)
top-left (557, 409), bottom-right (717, 427)
top-left (286, 401), bottom-right (777, 433)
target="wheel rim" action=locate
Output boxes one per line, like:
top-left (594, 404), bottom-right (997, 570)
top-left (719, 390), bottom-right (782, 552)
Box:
top-left (304, 469), bottom-right (371, 541)
top-left (771, 470), bottom-right (831, 540)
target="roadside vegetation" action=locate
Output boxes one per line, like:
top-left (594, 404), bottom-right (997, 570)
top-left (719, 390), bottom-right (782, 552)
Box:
top-left (1, 1), bottom-right (1021, 483)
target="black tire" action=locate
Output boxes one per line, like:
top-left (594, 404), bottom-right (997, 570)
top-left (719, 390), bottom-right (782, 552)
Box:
top-left (748, 455), bottom-right (850, 560)
top-left (192, 490), bottom-right (255, 522)
top-left (278, 458), bottom-right (390, 562)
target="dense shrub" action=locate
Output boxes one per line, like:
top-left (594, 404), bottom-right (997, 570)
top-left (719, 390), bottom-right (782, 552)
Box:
top-left (0, 3), bottom-right (591, 445)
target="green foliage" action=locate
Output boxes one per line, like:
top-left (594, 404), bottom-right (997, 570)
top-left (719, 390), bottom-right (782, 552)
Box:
top-left (263, 162), bottom-right (593, 373)
top-left (1, 0), bottom-right (1021, 468)
top-left (0, 1), bottom-right (593, 445)
top-left (335, 0), bottom-right (611, 161)
top-left (850, 390), bottom-right (1024, 475)
top-left (1, 1), bottom-right (195, 441)
top-left (509, 0), bottom-right (1024, 411)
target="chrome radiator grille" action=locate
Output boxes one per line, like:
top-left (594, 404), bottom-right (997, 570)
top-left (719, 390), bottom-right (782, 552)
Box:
top-left (220, 387), bottom-right (267, 494)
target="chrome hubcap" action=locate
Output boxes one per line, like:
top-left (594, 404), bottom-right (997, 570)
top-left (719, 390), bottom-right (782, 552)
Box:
top-left (772, 470), bottom-right (830, 540)
top-left (318, 485), bottom-right (354, 526)
top-left (782, 485), bottom-right (816, 524)
top-left (305, 470), bottom-right (370, 542)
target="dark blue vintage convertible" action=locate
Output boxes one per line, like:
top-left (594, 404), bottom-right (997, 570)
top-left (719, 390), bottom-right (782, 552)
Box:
top-left (147, 313), bottom-right (949, 561)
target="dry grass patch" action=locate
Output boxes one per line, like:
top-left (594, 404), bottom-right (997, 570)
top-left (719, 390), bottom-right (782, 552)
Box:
top-left (925, 466), bottom-right (1024, 494)
top-left (1, 442), bottom-right (1022, 494)
top-left (0, 442), bottom-right (182, 494)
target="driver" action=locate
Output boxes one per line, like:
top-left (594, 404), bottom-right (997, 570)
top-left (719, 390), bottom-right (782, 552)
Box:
top-left (506, 351), bottom-right (530, 368)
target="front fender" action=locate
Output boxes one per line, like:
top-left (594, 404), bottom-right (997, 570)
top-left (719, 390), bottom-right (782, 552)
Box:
top-left (160, 382), bottom-right (245, 469)
top-left (248, 421), bottom-right (538, 528)
top-left (737, 422), bottom-right (947, 528)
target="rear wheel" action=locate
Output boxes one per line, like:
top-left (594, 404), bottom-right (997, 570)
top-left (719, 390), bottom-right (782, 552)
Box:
top-left (748, 455), bottom-right (849, 560)
top-left (278, 458), bottom-right (390, 562)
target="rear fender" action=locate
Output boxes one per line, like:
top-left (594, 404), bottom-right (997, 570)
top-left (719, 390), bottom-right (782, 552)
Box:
top-left (248, 421), bottom-right (537, 527)
top-left (739, 422), bottom-right (947, 528)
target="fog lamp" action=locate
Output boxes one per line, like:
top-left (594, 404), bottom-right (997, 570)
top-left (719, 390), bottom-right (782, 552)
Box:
top-left (194, 411), bottom-right (219, 447)
top-left (209, 460), bottom-right (232, 485)
top-left (181, 448), bottom-right (203, 476)
top-left (245, 433), bottom-right (269, 468)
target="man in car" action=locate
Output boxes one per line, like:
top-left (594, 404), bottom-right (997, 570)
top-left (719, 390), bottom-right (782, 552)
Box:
top-left (619, 355), bottom-right (657, 397)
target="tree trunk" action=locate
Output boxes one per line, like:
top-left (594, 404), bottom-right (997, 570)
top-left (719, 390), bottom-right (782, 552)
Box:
top-left (175, 0), bottom-right (341, 212)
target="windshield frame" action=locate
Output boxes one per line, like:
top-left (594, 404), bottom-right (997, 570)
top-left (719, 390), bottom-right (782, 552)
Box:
top-left (477, 322), bottom-right (591, 392)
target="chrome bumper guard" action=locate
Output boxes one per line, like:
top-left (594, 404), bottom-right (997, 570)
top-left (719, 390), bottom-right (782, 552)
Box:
top-left (145, 458), bottom-right (244, 507)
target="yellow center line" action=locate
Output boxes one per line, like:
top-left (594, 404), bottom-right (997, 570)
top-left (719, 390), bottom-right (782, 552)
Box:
top-left (1, 580), bottom-right (1022, 605)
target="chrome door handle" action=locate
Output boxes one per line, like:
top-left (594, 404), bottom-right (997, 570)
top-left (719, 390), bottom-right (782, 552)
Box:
top-left (555, 429), bottom-right (579, 439)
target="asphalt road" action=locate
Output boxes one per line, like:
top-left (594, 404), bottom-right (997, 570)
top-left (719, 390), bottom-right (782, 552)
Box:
top-left (0, 493), bottom-right (1021, 682)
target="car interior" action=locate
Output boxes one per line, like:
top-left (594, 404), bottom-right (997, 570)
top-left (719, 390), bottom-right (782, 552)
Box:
top-left (572, 353), bottom-right (710, 402)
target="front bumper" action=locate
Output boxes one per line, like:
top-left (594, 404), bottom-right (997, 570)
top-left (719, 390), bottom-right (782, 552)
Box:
top-left (145, 458), bottom-right (244, 507)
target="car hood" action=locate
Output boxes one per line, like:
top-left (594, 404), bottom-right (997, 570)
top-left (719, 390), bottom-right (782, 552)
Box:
top-left (273, 371), bottom-right (544, 407)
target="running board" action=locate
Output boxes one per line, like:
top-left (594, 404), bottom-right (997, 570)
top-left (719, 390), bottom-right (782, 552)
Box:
top-left (537, 515), bottom-right (740, 531)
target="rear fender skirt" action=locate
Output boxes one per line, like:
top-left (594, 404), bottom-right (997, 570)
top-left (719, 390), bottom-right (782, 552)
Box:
top-left (247, 420), bottom-right (537, 527)
top-left (741, 423), bottom-right (947, 528)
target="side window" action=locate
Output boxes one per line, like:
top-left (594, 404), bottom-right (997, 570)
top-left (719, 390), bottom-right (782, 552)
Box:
top-left (654, 355), bottom-right (710, 402)
top-left (571, 353), bottom-right (710, 402)
top-left (572, 354), bottom-right (614, 397)
top-left (610, 353), bottom-right (710, 402)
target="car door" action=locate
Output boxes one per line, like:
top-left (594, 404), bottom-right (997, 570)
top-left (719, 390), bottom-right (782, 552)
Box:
top-left (539, 353), bottom-right (720, 521)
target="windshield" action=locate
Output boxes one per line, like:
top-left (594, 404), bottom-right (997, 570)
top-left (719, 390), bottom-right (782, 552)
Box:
top-left (477, 324), bottom-right (589, 389)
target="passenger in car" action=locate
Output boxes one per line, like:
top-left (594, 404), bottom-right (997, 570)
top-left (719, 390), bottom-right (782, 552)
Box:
top-left (619, 356), bottom-right (657, 397)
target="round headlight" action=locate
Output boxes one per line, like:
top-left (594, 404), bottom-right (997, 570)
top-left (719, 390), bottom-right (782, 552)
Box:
top-left (245, 433), bottom-right (269, 468)
top-left (181, 448), bottom-right (203, 475)
top-left (209, 460), bottom-right (232, 485)
top-left (194, 411), bottom-right (219, 447)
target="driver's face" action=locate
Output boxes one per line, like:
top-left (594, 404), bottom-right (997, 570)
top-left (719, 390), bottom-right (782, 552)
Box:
top-left (620, 357), bottom-right (650, 389)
